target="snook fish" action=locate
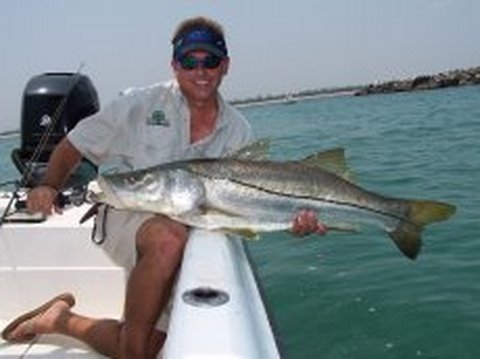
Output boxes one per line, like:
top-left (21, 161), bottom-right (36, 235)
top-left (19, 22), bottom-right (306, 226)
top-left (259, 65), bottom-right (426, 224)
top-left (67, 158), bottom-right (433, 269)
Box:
top-left (91, 146), bottom-right (455, 260)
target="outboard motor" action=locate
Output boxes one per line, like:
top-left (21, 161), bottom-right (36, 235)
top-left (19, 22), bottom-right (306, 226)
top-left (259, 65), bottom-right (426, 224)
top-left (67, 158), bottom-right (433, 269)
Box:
top-left (11, 72), bottom-right (100, 189)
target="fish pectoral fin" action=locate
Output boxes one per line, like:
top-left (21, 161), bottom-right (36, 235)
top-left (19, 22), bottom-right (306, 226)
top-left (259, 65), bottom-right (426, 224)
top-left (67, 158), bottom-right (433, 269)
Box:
top-left (177, 206), bottom-right (251, 231)
top-left (198, 207), bottom-right (261, 240)
top-left (222, 228), bottom-right (261, 240)
top-left (299, 147), bottom-right (355, 182)
top-left (327, 224), bottom-right (360, 233)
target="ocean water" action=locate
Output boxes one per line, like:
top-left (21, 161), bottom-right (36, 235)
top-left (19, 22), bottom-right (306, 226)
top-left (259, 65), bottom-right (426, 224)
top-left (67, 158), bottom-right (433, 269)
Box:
top-left (241, 86), bottom-right (480, 359)
top-left (1, 85), bottom-right (479, 358)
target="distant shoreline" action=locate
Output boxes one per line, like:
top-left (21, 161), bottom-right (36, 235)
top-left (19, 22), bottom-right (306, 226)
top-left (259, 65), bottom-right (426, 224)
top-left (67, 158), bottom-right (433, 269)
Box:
top-left (0, 129), bottom-right (19, 138)
top-left (232, 65), bottom-right (480, 106)
top-left (354, 65), bottom-right (480, 96)
top-left (231, 87), bottom-right (360, 108)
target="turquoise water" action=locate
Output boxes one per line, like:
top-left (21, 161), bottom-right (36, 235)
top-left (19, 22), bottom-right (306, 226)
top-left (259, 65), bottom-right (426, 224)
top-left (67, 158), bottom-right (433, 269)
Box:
top-left (1, 86), bottom-right (479, 358)
top-left (241, 86), bottom-right (480, 359)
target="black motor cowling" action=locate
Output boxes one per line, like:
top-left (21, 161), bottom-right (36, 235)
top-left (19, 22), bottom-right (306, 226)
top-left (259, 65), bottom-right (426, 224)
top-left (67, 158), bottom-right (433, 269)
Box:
top-left (11, 72), bottom-right (100, 188)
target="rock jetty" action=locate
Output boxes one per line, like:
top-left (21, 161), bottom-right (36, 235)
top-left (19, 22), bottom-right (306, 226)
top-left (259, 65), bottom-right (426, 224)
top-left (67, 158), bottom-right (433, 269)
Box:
top-left (355, 66), bottom-right (480, 96)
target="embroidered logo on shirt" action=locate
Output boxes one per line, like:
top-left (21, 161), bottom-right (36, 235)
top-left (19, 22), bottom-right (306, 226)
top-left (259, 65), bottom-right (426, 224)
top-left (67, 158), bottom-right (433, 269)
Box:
top-left (147, 110), bottom-right (170, 126)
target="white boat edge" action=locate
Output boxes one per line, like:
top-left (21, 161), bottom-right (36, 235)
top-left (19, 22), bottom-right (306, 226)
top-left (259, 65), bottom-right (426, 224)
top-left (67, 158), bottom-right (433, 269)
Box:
top-left (0, 194), bottom-right (281, 358)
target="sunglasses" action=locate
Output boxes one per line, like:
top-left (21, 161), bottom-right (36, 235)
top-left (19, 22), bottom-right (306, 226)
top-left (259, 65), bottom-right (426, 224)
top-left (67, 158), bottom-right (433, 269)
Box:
top-left (177, 54), bottom-right (223, 70)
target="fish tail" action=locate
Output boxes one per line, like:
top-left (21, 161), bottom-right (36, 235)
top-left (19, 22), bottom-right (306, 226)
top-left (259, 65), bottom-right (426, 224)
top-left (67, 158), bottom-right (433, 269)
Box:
top-left (389, 200), bottom-right (456, 260)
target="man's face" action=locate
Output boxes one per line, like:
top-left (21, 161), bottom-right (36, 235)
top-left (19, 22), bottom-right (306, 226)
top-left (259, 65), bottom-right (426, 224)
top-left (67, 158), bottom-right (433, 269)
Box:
top-left (172, 50), bottom-right (229, 103)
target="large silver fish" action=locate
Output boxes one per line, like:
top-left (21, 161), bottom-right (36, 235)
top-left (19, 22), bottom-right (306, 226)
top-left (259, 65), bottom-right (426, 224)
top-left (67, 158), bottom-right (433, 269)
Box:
top-left (91, 145), bottom-right (455, 260)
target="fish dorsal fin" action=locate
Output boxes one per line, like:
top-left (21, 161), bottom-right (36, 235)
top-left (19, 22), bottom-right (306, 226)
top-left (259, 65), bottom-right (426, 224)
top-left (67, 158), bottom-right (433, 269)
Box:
top-left (229, 138), bottom-right (270, 160)
top-left (299, 147), bottom-right (354, 182)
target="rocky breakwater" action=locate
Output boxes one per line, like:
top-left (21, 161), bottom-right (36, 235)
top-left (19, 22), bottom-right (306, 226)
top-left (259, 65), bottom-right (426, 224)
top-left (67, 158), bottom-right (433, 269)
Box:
top-left (355, 66), bottom-right (480, 96)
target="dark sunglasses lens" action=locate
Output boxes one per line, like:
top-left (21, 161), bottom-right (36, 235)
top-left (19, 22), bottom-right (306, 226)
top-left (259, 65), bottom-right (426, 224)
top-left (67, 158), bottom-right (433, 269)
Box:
top-left (204, 55), bottom-right (222, 69)
top-left (179, 55), bottom-right (222, 70)
top-left (179, 56), bottom-right (198, 70)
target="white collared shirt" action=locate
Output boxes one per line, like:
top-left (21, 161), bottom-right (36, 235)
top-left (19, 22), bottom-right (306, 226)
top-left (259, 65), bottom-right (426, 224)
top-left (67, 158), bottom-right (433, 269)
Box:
top-left (68, 80), bottom-right (252, 170)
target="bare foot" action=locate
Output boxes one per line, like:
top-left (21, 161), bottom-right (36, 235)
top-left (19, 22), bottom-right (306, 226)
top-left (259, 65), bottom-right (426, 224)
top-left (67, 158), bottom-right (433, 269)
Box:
top-left (2, 293), bottom-right (75, 343)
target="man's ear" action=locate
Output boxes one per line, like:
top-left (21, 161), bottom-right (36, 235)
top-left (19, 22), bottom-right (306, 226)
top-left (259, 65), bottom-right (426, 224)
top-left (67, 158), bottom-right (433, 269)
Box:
top-left (171, 59), bottom-right (178, 73)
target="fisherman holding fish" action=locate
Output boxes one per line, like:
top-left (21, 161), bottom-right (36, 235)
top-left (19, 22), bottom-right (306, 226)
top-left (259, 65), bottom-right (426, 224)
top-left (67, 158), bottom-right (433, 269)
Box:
top-left (2, 17), bottom-right (325, 358)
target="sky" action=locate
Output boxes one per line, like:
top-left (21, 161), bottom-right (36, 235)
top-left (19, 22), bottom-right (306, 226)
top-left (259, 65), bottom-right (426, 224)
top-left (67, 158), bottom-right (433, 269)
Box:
top-left (1, 0), bottom-right (479, 132)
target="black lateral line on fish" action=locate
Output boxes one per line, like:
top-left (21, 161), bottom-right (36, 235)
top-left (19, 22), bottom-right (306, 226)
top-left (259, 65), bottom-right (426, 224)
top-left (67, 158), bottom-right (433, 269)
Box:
top-left (189, 168), bottom-right (417, 227)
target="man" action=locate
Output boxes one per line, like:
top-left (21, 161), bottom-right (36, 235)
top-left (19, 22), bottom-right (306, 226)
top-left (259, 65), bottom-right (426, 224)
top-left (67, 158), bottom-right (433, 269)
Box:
top-left (2, 17), bottom-right (325, 358)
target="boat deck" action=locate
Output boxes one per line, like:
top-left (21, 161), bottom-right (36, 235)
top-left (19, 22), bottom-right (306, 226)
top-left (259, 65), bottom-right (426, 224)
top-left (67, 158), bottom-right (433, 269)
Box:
top-left (0, 329), bottom-right (103, 358)
top-left (1, 197), bottom-right (281, 358)
top-left (0, 202), bottom-right (123, 358)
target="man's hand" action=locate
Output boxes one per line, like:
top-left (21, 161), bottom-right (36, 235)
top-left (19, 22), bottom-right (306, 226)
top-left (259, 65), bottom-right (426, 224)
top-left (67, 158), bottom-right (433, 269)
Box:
top-left (26, 185), bottom-right (62, 216)
top-left (291, 209), bottom-right (328, 237)
top-left (24, 138), bottom-right (82, 216)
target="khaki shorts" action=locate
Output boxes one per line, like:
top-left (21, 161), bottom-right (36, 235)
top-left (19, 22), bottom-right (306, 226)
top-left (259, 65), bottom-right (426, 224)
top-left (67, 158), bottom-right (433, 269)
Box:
top-left (93, 205), bottom-right (171, 332)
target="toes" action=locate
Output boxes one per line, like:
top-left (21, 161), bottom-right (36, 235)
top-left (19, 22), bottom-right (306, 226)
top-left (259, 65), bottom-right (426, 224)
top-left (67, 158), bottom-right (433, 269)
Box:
top-left (5, 318), bottom-right (37, 342)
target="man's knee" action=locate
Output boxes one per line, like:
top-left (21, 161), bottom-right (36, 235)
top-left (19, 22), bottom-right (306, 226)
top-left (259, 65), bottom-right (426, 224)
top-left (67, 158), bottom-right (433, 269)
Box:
top-left (135, 215), bottom-right (188, 258)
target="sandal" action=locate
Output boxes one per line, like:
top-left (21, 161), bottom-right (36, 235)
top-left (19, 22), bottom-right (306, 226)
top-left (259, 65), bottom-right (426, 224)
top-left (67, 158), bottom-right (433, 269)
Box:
top-left (1, 292), bottom-right (75, 343)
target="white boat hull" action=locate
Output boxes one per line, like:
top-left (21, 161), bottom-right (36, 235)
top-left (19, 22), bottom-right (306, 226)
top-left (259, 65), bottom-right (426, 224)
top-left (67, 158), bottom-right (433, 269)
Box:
top-left (166, 229), bottom-right (280, 358)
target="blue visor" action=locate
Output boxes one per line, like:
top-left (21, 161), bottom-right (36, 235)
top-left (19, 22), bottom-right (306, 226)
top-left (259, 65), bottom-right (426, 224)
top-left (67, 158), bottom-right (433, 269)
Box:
top-left (173, 27), bottom-right (228, 60)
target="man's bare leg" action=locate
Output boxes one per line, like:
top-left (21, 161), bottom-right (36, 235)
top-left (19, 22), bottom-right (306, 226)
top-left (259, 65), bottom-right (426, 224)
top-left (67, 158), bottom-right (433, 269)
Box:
top-left (120, 215), bottom-right (188, 358)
